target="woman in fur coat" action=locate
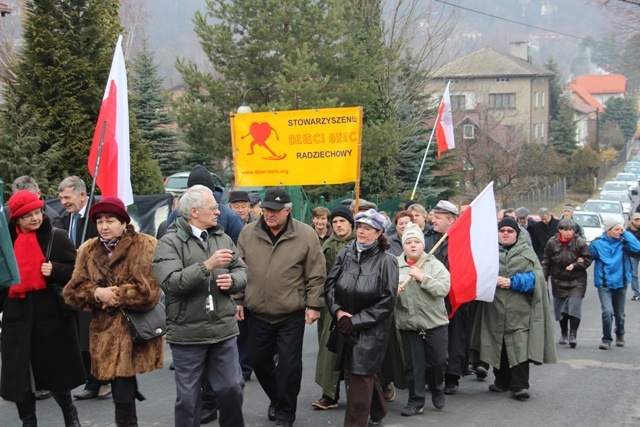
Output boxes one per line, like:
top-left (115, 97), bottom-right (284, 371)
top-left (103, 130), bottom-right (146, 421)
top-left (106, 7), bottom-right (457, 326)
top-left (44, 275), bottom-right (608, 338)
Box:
top-left (64, 196), bottom-right (163, 427)
top-left (0, 190), bottom-right (84, 427)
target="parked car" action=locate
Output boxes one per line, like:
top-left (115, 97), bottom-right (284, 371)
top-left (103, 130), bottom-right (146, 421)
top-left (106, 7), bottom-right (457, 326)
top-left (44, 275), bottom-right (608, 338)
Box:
top-left (599, 193), bottom-right (633, 214)
top-left (164, 171), bottom-right (227, 197)
top-left (614, 172), bottom-right (639, 195)
top-left (572, 211), bottom-right (604, 243)
top-left (599, 180), bottom-right (631, 199)
top-left (581, 199), bottom-right (627, 227)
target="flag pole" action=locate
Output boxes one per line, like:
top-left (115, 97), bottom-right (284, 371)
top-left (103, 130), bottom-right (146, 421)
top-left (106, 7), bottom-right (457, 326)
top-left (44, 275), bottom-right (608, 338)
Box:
top-left (82, 121), bottom-right (107, 243)
top-left (398, 232), bottom-right (448, 291)
top-left (409, 119), bottom-right (439, 201)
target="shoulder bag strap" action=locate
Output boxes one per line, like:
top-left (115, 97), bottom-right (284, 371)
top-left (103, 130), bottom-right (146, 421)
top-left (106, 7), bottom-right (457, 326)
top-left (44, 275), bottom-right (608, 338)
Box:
top-left (46, 227), bottom-right (57, 261)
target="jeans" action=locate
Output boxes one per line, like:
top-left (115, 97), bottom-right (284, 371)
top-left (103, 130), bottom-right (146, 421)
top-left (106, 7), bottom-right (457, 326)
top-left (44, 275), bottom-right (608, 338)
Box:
top-left (630, 257), bottom-right (640, 297)
top-left (597, 287), bottom-right (627, 342)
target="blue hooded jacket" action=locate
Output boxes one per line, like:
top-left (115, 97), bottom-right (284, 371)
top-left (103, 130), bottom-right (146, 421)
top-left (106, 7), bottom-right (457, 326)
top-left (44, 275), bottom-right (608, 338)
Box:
top-left (589, 230), bottom-right (640, 290)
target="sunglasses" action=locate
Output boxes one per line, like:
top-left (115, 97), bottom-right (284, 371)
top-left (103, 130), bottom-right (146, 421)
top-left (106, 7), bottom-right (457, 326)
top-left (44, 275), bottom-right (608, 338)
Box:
top-left (498, 228), bottom-right (516, 234)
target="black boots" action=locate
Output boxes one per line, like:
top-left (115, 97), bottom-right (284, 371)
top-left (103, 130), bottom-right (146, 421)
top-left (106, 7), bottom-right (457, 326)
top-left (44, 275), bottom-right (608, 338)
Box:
top-left (51, 391), bottom-right (81, 427)
top-left (115, 402), bottom-right (138, 427)
top-left (16, 392), bottom-right (37, 427)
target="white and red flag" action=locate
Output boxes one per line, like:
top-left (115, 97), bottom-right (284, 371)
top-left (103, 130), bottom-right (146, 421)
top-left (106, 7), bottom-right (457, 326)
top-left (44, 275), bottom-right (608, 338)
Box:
top-left (436, 81), bottom-right (455, 158)
top-left (88, 35), bottom-right (133, 206)
top-left (447, 182), bottom-right (498, 318)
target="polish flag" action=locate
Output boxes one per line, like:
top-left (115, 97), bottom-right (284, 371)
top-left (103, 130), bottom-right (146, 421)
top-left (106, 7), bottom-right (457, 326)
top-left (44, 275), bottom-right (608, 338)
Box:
top-left (436, 82), bottom-right (455, 158)
top-left (447, 182), bottom-right (498, 318)
top-left (88, 35), bottom-right (133, 206)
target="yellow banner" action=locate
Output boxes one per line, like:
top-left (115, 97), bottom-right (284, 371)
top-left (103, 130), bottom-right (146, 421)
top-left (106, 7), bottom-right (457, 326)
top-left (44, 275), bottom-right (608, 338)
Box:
top-left (230, 107), bottom-right (362, 186)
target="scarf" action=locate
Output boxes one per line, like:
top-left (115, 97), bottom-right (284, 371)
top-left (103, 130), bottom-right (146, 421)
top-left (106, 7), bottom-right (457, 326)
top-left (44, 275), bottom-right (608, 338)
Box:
top-left (9, 227), bottom-right (46, 298)
top-left (557, 233), bottom-right (572, 246)
top-left (355, 240), bottom-right (378, 260)
top-left (99, 234), bottom-right (123, 259)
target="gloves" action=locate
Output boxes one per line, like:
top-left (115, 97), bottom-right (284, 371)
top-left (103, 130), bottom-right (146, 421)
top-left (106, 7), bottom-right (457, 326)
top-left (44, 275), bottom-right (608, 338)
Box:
top-left (338, 316), bottom-right (355, 335)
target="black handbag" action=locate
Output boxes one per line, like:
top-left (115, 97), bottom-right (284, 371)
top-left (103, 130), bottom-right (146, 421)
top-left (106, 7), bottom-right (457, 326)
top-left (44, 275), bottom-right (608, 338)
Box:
top-left (121, 303), bottom-right (166, 343)
top-left (46, 227), bottom-right (76, 317)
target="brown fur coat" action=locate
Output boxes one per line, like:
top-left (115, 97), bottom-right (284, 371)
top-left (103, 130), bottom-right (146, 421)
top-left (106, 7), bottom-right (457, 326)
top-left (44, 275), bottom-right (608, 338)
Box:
top-left (63, 225), bottom-right (163, 380)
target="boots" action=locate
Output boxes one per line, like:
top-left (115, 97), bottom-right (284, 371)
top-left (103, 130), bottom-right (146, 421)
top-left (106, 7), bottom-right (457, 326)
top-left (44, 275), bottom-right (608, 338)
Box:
top-left (569, 330), bottom-right (577, 348)
top-left (15, 392), bottom-right (37, 427)
top-left (51, 391), bottom-right (81, 427)
top-left (115, 402), bottom-right (138, 427)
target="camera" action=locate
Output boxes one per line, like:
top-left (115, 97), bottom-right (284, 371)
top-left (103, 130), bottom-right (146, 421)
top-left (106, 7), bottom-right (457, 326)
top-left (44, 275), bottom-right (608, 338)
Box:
top-left (204, 294), bottom-right (215, 313)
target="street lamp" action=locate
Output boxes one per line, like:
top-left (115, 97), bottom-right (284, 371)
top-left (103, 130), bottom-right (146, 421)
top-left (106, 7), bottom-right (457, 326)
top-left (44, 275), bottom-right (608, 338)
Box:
top-left (237, 87), bottom-right (268, 114)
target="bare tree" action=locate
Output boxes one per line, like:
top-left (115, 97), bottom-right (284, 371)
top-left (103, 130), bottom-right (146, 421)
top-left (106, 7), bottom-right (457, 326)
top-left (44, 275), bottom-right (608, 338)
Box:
top-left (0, 0), bottom-right (25, 79)
top-left (120, 0), bottom-right (150, 60)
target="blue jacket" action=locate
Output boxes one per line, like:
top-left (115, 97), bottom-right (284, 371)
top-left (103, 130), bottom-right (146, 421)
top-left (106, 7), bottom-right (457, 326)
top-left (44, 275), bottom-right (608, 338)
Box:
top-left (589, 230), bottom-right (640, 289)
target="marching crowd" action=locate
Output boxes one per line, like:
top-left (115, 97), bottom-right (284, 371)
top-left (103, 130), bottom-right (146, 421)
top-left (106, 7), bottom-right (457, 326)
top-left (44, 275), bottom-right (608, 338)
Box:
top-left (1, 166), bottom-right (638, 427)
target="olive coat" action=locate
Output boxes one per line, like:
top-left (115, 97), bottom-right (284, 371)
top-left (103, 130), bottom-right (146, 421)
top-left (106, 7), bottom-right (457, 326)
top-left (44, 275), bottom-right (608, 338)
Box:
top-left (0, 216), bottom-right (85, 402)
top-left (63, 225), bottom-right (163, 381)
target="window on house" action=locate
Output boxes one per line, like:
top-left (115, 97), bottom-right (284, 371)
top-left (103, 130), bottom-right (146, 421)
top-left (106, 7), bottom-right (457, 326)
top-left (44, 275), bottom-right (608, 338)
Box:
top-left (534, 124), bottom-right (539, 139)
top-left (534, 92), bottom-right (539, 108)
top-left (495, 77), bottom-right (510, 83)
top-left (451, 95), bottom-right (466, 111)
top-left (542, 91), bottom-right (545, 108)
top-left (488, 93), bottom-right (516, 109)
top-left (463, 124), bottom-right (475, 139)
top-left (540, 123), bottom-right (545, 138)
top-left (447, 79), bottom-right (460, 84)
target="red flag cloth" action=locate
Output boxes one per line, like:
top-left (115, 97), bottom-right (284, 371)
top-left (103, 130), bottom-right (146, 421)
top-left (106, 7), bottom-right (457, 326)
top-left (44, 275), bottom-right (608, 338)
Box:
top-left (447, 182), bottom-right (498, 318)
top-left (436, 82), bottom-right (455, 158)
top-left (88, 35), bottom-right (133, 206)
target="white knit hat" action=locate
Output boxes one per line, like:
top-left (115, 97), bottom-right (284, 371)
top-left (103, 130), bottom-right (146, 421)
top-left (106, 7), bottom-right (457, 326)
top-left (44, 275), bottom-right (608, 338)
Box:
top-left (402, 222), bottom-right (425, 246)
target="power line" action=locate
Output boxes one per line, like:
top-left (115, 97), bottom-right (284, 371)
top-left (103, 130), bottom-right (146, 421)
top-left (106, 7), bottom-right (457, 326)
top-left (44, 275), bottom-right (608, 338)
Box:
top-left (434, 0), bottom-right (597, 42)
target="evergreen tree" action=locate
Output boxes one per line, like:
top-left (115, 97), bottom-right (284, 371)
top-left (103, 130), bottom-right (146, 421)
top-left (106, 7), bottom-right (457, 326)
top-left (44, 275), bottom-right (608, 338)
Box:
top-left (549, 95), bottom-right (578, 159)
top-left (173, 0), bottom-right (399, 198)
top-left (0, 0), bottom-right (162, 197)
top-left (544, 57), bottom-right (562, 121)
top-left (600, 97), bottom-right (638, 142)
top-left (130, 39), bottom-right (181, 178)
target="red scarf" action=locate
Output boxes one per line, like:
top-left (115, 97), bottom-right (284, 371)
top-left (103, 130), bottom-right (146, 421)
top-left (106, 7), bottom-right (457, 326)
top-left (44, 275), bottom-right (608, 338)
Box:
top-left (557, 233), bottom-right (572, 247)
top-left (9, 226), bottom-right (47, 298)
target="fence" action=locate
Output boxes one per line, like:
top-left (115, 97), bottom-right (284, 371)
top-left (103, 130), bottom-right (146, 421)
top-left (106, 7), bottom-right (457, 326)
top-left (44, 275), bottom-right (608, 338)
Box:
top-left (510, 178), bottom-right (567, 214)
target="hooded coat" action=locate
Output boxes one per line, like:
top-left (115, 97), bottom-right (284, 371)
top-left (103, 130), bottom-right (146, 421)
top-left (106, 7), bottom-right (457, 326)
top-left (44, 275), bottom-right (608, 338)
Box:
top-left (470, 233), bottom-right (557, 369)
top-left (63, 225), bottom-right (164, 380)
top-left (1, 216), bottom-right (85, 402)
top-left (589, 230), bottom-right (640, 290)
top-left (325, 241), bottom-right (398, 375)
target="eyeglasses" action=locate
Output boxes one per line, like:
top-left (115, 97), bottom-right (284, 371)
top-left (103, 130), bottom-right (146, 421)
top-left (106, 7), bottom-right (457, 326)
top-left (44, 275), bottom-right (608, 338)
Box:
top-left (498, 228), bottom-right (516, 234)
top-left (199, 204), bottom-right (219, 212)
top-left (19, 209), bottom-right (43, 220)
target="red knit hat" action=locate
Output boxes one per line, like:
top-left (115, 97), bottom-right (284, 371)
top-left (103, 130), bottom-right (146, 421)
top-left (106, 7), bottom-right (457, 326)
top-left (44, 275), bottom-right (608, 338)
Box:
top-left (8, 190), bottom-right (45, 220)
top-left (89, 196), bottom-right (131, 224)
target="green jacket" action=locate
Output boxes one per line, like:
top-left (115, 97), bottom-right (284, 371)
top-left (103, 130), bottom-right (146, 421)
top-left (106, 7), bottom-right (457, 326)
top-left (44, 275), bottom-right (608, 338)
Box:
top-left (0, 212), bottom-right (19, 288)
top-left (395, 252), bottom-right (450, 331)
top-left (470, 234), bottom-right (556, 368)
top-left (322, 230), bottom-right (356, 274)
top-left (152, 216), bottom-right (247, 345)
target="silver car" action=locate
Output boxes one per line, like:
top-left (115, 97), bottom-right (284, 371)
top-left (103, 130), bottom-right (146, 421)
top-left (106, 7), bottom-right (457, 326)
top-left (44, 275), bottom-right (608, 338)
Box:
top-left (614, 172), bottom-right (639, 195)
top-left (572, 211), bottom-right (604, 243)
top-left (581, 199), bottom-right (627, 227)
top-left (599, 193), bottom-right (632, 214)
top-left (599, 180), bottom-right (631, 199)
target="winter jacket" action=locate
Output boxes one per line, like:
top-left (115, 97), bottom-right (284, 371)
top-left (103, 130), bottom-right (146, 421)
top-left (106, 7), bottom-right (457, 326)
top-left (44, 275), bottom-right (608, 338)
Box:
top-left (322, 230), bottom-right (356, 273)
top-left (395, 252), bottom-right (450, 331)
top-left (589, 230), bottom-right (640, 290)
top-left (64, 225), bottom-right (164, 380)
top-left (1, 216), bottom-right (85, 401)
top-left (325, 241), bottom-right (399, 375)
top-left (531, 217), bottom-right (560, 261)
top-left (153, 216), bottom-right (246, 345)
top-left (470, 233), bottom-right (557, 369)
top-left (424, 229), bottom-right (449, 269)
top-left (541, 235), bottom-right (592, 298)
top-left (387, 232), bottom-right (403, 256)
top-left (0, 212), bottom-right (19, 287)
top-left (236, 215), bottom-right (326, 323)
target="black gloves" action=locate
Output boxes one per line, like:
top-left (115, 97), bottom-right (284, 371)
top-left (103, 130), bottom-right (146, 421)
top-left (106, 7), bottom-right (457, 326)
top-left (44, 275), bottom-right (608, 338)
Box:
top-left (338, 316), bottom-right (355, 335)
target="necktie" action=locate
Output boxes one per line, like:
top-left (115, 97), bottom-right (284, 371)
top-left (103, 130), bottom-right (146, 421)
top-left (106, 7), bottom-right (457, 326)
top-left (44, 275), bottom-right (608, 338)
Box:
top-left (70, 213), bottom-right (81, 243)
top-left (200, 231), bottom-right (208, 250)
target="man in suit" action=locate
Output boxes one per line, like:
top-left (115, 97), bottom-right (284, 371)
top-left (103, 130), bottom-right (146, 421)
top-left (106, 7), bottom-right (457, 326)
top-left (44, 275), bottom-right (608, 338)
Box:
top-left (57, 176), bottom-right (111, 400)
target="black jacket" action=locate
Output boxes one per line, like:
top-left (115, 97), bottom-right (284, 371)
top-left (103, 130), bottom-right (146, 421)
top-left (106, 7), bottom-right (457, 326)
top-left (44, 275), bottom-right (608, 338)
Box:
top-left (531, 217), bottom-right (560, 261)
top-left (325, 241), bottom-right (398, 375)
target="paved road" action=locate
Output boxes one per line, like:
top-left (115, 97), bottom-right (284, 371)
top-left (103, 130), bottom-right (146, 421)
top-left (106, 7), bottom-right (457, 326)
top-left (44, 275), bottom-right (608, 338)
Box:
top-left (3, 263), bottom-right (640, 426)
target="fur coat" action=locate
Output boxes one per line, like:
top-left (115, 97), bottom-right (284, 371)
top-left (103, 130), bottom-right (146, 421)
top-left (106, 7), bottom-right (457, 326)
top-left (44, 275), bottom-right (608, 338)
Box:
top-left (64, 225), bottom-right (163, 380)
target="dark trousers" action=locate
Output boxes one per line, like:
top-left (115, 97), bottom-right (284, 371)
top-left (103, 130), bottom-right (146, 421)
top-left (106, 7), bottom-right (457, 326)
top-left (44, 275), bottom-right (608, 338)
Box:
top-left (81, 350), bottom-right (108, 391)
top-left (493, 341), bottom-right (529, 391)
top-left (247, 310), bottom-right (305, 424)
top-left (400, 326), bottom-right (448, 408)
top-left (445, 302), bottom-right (474, 380)
top-left (171, 338), bottom-right (244, 427)
top-left (344, 374), bottom-right (386, 427)
top-left (236, 318), bottom-right (252, 378)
